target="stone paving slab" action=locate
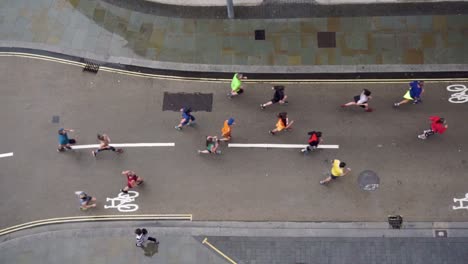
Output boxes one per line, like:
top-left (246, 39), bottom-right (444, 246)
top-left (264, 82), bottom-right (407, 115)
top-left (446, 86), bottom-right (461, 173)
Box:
top-left (1, 0), bottom-right (468, 73)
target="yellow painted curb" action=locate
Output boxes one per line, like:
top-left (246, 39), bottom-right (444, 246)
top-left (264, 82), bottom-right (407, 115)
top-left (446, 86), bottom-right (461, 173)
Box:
top-left (1, 52), bottom-right (467, 84)
top-left (202, 237), bottom-right (237, 264)
top-left (0, 214), bottom-right (192, 236)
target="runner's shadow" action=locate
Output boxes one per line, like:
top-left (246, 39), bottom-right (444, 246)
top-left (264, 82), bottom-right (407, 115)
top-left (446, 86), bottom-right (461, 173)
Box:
top-left (142, 242), bottom-right (158, 257)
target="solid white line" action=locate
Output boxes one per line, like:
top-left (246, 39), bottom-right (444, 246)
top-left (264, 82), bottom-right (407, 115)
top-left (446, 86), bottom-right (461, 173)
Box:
top-left (71, 143), bottom-right (175, 150)
top-left (228, 144), bottom-right (339, 149)
top-left (0, 152), bottom-right (14, 158)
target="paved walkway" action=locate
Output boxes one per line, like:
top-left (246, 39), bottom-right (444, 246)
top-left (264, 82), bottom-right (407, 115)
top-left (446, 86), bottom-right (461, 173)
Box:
top-left (0, 0), bottom-right (467, 73)
top-left (2, 221), bottom-right (468, 264)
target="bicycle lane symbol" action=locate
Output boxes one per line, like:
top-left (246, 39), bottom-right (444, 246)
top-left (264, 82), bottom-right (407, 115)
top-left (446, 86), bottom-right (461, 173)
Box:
top-left (104, 191), bottom-right (139, 212)
top-left (447, 84), bottom-right (468, 104)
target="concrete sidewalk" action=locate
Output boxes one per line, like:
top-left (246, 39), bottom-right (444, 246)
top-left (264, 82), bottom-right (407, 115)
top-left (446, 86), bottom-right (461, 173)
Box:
top-left (1, 0), bottom-right (467, 73)
top-left (2, 221), bottom-right (468, 264)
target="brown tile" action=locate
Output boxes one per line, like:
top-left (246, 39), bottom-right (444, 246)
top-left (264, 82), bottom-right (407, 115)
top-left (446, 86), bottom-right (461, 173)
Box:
top-left (433, 16), bottom-right (447, 32)
top-left (421, 33), bottom-right (435, 48)
top-left (327, 17), bottom-right (340, 32)
top-left (403, 49), bottom-right (424, 64)
top-left (300, 21), bottom-right (318, 34)
top-left (288, 55), bottom-right (301, 65)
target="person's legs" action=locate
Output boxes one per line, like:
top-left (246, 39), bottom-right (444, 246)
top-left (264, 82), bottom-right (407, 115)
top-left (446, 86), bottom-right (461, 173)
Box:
top-left (148, 236), bottom-right (158, 243)
top-left (261, 101), bottom-right (273, 109)
top-left (320, 176), bottom-right (333, 185)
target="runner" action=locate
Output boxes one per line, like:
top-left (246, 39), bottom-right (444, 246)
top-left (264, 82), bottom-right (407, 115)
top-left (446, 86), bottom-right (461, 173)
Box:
top-left (394, 80), bottom-right (425, 107)
top-left (92, 133), bottom-right (123, 157)
top-left (260, 85), bottom-right (288, 109)
top-left (301, 131), bottom-right (323, 153)
top-left (57, 128), bottom-right (76, 152)
top-left (175, 107), bottom-right (196, 130)
top-left (341, 89), bottom-right (373, 112)
top-left (121, 170), bottom-right (144, 194)
top-left (219, 118), bottom-right (235, 142)
top-left (418, 116), bottom-right (448, 139)
top-left (228, 73), bottom-right (247, 98)
top-left (269, 112), bottom-right (294, 135)
top-left (75, 191), bottom-right (97, 211)
top-left (198, 136), bottom-right (221, 154)
top-left (319, 159), bottom-right (351, 185)
top-left (135, 228), bottom-right (158, 247)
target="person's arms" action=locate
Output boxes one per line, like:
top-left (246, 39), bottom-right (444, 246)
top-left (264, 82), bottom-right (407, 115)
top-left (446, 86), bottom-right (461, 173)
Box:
top-left (342, 168), bottom-right (352, 176)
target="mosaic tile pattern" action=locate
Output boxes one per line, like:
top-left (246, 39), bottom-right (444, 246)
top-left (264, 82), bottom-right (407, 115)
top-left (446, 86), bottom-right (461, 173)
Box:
top-left (0, 0), bottom-right (467, 66)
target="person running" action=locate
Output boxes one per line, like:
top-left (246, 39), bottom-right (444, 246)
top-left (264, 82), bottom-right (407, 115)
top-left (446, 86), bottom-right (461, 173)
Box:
top-left (219, 118), bottom-right (235, 142)
top-left (418, 116), bottom-right (448, 139)
top-left (57, 128), bottom-right (76, 152)
top-left (394, 80), bottom-right (425, 107)
top-left (175, 107), bottom-right (196, 130)
top-left (341, 89), bottom-right (373, 112)
top-left (75, 191), bottom-right (97, 211)
top-left (301, 131), bottom-right (323, 153)
top-left (260, 86), bottom-right (288, 109)
top-left (269, 112), bottom-right (294, 135)
top-left (198, 136), bottom-right (221, 154)
top-left (319, 159), bottom-right (351, 185)
top-left (228, 73), bottom-right (247, 98)
top-left (121, 170), bottom-right (144, 194)
top-left (135, 228), bottom-right (158, 247)
top-left (92, 133), bottom-right (123, 157)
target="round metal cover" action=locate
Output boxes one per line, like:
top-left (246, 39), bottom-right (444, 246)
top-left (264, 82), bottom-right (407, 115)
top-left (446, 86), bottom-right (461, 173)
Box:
top-left (358, 170), bottom-right (380, 191)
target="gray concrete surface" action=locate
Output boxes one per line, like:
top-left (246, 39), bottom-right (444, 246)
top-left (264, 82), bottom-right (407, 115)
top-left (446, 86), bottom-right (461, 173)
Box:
top-left (2, 221), bottom-right (468, 264)
top-left (1, 56), bottom-right (468, 229)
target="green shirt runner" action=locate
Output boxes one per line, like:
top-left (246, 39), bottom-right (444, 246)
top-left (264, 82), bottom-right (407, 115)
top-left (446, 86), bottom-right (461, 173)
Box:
top-left (231, 73), bottom-right (242, 92)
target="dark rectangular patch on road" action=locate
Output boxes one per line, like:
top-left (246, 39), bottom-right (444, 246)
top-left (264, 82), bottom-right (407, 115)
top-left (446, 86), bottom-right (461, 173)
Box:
top-left (52, 115), bottom-right (60, 123)
top-left (317, 32), bottom-right (336, 48)
top-left (162, 92), bottom-right (213, 112)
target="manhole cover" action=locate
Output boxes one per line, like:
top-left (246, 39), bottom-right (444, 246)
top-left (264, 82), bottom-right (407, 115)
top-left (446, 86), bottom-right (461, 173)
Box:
top-left (358, 170), bottom-right (380, 191)
top-left (162, 92), bottom-right (213, 112)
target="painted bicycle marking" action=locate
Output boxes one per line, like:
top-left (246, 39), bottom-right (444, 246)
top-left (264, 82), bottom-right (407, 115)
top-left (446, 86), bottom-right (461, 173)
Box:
top-left (363, 183), bottom-right (379, 191)
top-left (453, 193), bottom-right (468, 210)
top-left (447, 84), bottom-right (468, 104)
top-left (104, 191), bottom-right (139, 212)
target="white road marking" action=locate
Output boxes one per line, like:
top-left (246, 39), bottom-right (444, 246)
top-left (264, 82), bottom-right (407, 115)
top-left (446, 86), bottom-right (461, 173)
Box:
top-left (104, 191), bottom-right (139, 212)
top-left (453, 193), bottom-right (468, 210)
top-left (447, 84), bottom-right (468, 104)
top-left (71, 143), bottom-right (175, 149)
top-left (0, 152), bottom-right (14, 158)
top-left (228, 143), bottom-right (339, 149)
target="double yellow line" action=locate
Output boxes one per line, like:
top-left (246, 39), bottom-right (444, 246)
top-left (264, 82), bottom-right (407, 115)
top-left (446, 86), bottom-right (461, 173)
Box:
top-left (0, 214), bottom-right (192, 236)
top-left (1, 52), bottom-right (467, 84)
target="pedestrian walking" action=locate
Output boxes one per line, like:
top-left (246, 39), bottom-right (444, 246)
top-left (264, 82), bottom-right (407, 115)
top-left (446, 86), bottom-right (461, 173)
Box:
top-left (269, 112), bottom-right (294, 135)
top-left (219, 118), bottom-right (235, 142)
top-left (301, 131), bottom-right (323, 153)
top-left (198, 136), bottom-right (221, 154)
top-left (121, 170), bottom-right (144, 194)
top-left (228, 73), bottom-right (247, 98)
top-left (57, 128), bottom-right (76, 152)
top-left (341, 89), bottom-right (373, 112)
top-left (260, 85), bottom-right (288, 109)
top-left (175, 107), bottom-right (196, 130)
top-left (319, 159), bottom-right (351, 185)
top-left (394, 80), bottom-right (425, 107)
top-left (135, 228), bottom-right (158, 247)
top-left (418, 116), bottom-right (448, 139)
top-left (75, 191), bottom-right (97, 211)
top-left (92, 133), bottom-right (123, 157)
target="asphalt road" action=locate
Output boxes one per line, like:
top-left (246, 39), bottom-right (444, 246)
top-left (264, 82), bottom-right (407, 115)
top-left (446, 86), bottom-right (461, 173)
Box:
top-left (1, 56), bottom-right (468, 228)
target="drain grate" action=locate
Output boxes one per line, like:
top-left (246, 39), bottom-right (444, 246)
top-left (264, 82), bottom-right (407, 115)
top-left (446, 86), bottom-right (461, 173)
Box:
top-left (317, 32), bottom-right (336, 48)
top-left (83, 61), bottom-right (100, 73)
top-left (255, 30), bottom-right (265, 40)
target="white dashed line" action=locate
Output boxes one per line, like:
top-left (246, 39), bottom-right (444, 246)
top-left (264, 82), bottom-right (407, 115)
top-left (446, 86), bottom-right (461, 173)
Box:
top-left (228, 144), bottom-right (339, 149)
top-left (0, 152), bottom-right (14, 158)
top-left (71, 143), bottom-right (175, 149)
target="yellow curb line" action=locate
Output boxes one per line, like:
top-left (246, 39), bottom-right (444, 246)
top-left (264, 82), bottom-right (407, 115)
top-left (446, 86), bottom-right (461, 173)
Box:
top-left (202, 237), bottom-right (237, 264)
top-left (0, 214), bottom-right (192, 236)
top-left (1, 52), bottom-right (467, 84)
